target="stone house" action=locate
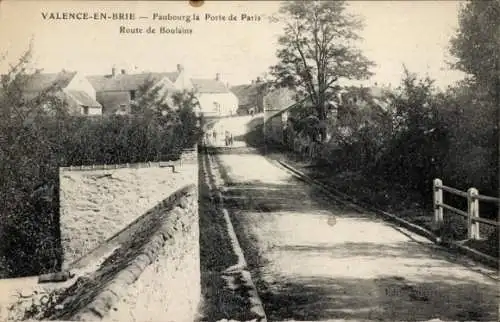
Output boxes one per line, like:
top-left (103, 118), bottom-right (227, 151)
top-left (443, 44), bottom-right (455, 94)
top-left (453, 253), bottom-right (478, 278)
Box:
top-left (87, 67), bottom-right (181, 115)
top-left (263, 85), bottom-right (392, 154)
top-left (230, 78), bottom-right (268, 115)
top-left (15, 70), bottom-right (102, 115)
top-left (336, 85), bottom-right (392, 136)
top-left (191, 73), bottom-right (238, 117)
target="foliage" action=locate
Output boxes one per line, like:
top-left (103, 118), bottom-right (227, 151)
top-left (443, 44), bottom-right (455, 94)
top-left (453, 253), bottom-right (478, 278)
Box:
top-left (0, 46), bottom-right (202, 278)
top-left (0, 45), bottom-right (66, 277)
top-left (447, 0), bottom-right (499, 197)
top-left (449, 0), bottom-right (499, 98)
top-left (270, 0), bottom-right (374, 129)
top-left (375, 69), bottom-right (449, 192)
top-left (439, 80), bottom-right (499, 196)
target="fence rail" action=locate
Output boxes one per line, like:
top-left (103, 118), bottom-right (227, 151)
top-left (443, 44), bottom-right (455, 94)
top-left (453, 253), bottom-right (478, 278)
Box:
top-left (433, 178), bottom-right (500, 240)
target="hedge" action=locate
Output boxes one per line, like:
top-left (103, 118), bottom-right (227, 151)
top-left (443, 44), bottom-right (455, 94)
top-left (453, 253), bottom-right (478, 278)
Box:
top-left (0, 110), bottom-right (201, 278)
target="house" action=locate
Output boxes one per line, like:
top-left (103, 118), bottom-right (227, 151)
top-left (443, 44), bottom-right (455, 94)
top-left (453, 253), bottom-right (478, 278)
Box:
top-left (263, 95), bottom-right (311, 146)
top-left (88, 65), bottom-right (239, 117)
top-left (230, 78), bottom-right (269, 115)
top-left (191, 73), bottom-right (238, 117)
top-left (87, 67), bottom-right (182, 115)
top-left (337, 85), bottom-right (392, 130)
top-left (14, 70), bottom-right (102, 115)
top-left (263, 87), bottom-right (297, 122)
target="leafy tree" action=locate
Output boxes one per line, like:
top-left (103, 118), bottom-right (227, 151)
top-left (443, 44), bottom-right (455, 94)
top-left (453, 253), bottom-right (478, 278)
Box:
top-left (270, 0), bottom-right (374, 140)
top-left (130, 77), bottom-right (173, 117)
top-left (448, 0), bottom-right (498, 196)
top-left (0, 44), bottom-right (66, 277)
top-left (450, 0), bottom-right (499, 98)
top-left (376, 69), bottom-right (449, 192)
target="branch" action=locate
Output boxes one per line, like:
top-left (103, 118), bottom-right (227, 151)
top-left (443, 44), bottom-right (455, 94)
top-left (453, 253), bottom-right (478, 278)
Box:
top-left (289, 20), bottom-right (318, 106)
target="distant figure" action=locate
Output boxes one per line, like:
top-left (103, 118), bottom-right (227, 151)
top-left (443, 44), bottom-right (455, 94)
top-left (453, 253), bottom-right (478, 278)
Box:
top-left (213, 130), bottom-right (217, 141)
top-left (205, 132), bottom-right (210, 145)
top-left (229, 133), bottom-right (234, 146)
top-left (225, 131), bottom-right (231, 146)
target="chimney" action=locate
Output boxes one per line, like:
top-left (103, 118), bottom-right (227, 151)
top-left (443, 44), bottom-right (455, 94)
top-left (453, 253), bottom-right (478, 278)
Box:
top-left (111, 67), bottom-right (117, 77)
top-left (177, 64), bottom-right (184, 72)
top-left (121, 69), bottom-right (126, 75)
top-left (215, 73), bottom-right (220, 81)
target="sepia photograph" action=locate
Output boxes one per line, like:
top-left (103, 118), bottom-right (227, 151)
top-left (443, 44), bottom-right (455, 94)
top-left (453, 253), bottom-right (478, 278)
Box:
top-left (0, 0), bottom-right (498, 321)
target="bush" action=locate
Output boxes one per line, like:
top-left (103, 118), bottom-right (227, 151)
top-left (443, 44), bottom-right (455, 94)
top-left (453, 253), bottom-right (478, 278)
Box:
top-left (1, 113), bottom-right (200, 278)
top-left (0, 48), bottom-right (202, 277)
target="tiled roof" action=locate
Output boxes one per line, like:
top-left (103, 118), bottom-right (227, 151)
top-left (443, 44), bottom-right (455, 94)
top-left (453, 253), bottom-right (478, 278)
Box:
top-left (191, 78), bottom-right (229, 94)
top-left (21, 71), bottom-right (77, 92)
top-left (87, 72), bottom-right (178, 92)
top-left (66, 90), bottom-right (102, 108)
top-left (230, 83), bottom-right (264, 106)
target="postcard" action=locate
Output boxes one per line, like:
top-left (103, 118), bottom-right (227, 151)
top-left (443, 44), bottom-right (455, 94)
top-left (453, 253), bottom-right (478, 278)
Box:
top-left (0, 1), bottom-right (498, 321)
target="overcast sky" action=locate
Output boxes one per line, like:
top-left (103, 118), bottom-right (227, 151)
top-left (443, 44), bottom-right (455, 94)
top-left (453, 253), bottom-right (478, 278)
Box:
top-left (0, 1), bottom-right (466, 89)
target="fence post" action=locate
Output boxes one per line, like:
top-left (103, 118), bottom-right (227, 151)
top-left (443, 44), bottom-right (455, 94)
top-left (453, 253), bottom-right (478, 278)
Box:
top-left (433, 178), bottom-right (443, 232)
top-left (467, 187), bottom-right (480, 240)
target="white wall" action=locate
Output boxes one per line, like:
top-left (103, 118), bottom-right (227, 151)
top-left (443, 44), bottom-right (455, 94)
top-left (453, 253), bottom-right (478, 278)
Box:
top-left (174, 69), bottom-right (193, 91)
top-left (197, 92), bottom-right (238, 117)
top-left (81, 106), bottom-right (102, 115)
top-left (152, 76), bottom-right (177, 105)
top-left (66, 72), bottom-right (96, 98)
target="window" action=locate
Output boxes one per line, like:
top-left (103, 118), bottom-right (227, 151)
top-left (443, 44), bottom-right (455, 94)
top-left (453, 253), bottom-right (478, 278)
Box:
top-left (213, 102), bottom-right (221, 113)
top-left (130, 90), bottom-right (136, 100)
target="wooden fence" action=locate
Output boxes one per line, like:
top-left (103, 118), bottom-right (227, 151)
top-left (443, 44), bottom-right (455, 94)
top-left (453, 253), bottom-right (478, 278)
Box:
top-left (433, 178), bottom-right (500, 240)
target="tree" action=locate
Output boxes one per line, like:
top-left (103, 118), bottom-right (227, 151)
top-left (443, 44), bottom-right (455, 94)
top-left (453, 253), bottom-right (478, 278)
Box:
top-left (270, 0), bottom-right (374, 140)
top-left (130, 77), bottom-right (173, 117)
top-left (449, 0), bottom-right (499, 98)
top-left (0, 44), bottom-right (66, 277)
top-left (448, 0), bottom-right (499, 196)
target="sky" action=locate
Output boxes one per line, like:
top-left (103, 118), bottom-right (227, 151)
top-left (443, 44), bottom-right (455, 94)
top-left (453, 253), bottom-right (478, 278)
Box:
top-left (0, 0), bottom-right (467, 89)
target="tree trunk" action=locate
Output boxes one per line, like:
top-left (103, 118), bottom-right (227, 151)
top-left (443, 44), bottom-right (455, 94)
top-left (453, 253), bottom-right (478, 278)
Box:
top-left (317, 102), bottom-right (328, 143)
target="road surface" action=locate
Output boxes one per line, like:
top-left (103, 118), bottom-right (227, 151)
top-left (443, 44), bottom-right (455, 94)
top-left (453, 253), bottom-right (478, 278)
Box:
top-left (202, 116), bottom-right (499, 322)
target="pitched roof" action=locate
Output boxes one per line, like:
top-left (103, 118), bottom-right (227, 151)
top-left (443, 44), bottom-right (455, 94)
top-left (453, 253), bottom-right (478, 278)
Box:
top-left (230, 83), bottom-right (265, 106)
top-left (21, 71), bottom-right (77, 92)
top-left (163, 72), bottom-right (179, 83)
top-left (66, 90), bottom-right (102, 108)
top-left (368, 86), bottom-right (385, 98)
top-left (87, 72), bottom-right (178, 92)
top-left (191, 78), bottom-right (229, 94)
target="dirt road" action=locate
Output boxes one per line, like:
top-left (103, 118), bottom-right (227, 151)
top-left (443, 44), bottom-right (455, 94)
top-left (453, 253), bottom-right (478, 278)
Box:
top-left (203, 116), bottom-right (499, 321)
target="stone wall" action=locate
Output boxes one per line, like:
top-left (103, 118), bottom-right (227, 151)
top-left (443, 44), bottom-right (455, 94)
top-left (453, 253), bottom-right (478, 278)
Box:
top-left (35, 147), bottom-right (202, 321)
top-left (60, 147), bottom-right (198, 268)
top-left (101, 187), bottom-right (200, 322)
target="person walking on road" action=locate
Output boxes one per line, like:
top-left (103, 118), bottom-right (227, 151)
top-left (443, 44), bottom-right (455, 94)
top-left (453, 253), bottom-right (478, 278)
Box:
top-left (225, 131), bottom-right (230, 146)
top-left (205, 131), bottom-right (210, 145)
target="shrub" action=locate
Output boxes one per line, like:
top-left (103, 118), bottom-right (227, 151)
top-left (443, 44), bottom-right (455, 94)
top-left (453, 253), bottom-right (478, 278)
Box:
top-left (0, 47), bottom-right (202, 278)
